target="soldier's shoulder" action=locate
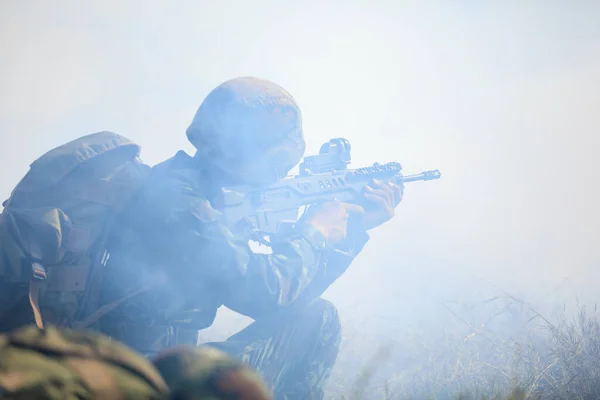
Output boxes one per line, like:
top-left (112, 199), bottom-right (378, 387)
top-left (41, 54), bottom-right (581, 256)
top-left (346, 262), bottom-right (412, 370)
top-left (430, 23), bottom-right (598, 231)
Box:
top-left (153, 151), bottom-right (195, 171)
top-left (149, 151), bottom-right (208, 193)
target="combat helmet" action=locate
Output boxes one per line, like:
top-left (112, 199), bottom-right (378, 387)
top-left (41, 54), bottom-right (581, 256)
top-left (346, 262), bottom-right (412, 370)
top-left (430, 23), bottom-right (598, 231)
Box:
top-left (153, 345), bottom-right (272, 400)
top-left (186, 77), bottom-right (305, 185)
top-left (0, 325), bottom-right (272, 400)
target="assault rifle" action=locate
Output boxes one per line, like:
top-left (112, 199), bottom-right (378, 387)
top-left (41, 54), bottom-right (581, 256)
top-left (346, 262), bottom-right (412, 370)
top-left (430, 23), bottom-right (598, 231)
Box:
top-left (219, 138), bottom-right (441, 238)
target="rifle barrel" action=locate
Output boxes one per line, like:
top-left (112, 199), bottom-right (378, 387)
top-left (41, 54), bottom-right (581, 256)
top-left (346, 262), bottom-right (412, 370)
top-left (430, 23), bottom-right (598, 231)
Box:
top-left (401, 170), bottom-right (441, 183)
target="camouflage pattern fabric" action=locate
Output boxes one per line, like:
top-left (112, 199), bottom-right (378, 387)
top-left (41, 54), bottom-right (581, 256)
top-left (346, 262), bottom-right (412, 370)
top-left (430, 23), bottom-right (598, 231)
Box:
top-left (205, 298), bottom-right (342, 400)
top-left (0, 324), bottom-right (275, 400)
top-left (153, 345), bottom-right (272, 400)
top-left (0, 324), bottom-right (169, 399)
top-left (97, 150), bottom-right (370, 399)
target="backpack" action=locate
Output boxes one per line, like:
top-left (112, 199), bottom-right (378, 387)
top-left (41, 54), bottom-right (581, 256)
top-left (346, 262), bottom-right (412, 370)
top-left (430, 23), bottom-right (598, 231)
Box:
top-left (0, 131), bottom-right (151, 330)
top-left (0, 324), bottom-right (169, 399)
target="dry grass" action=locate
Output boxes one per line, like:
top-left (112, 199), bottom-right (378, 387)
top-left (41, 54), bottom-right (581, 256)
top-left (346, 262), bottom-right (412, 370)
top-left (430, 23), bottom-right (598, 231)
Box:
top-left (327, 290), bottom-right (600, 400)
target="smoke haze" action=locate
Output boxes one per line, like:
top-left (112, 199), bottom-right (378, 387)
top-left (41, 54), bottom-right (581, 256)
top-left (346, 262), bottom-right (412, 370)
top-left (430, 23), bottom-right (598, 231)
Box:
top-left (2, 0), bottom-right (599, 396)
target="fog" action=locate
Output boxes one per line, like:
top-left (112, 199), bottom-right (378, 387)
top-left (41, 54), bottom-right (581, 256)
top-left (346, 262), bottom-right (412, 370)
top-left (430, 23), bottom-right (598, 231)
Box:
top-left (2, 1), bottom-right (600, 397)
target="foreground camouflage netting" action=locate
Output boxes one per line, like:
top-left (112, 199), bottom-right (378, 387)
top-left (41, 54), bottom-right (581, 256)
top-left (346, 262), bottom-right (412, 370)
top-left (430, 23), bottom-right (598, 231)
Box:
top-left (0, 325), bottom-right (271, 400)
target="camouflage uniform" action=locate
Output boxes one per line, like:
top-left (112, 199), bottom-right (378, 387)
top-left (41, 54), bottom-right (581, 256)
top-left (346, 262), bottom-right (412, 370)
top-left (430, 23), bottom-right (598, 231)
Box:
top-left (0, 324), bottom-right (272, 400)
top-left (97, 150), bottom-right (370, 399)
top-left (96, 77), bottom-right (372, 399)
top-left (0, 324), bottom-right (169, 399)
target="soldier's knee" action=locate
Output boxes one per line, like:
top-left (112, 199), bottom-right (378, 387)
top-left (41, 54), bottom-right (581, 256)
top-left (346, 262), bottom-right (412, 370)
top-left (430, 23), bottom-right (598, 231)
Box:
top-left (311, 299), bottom-right (340, 325)
top-left (305, 299), bottom-right (341, 343)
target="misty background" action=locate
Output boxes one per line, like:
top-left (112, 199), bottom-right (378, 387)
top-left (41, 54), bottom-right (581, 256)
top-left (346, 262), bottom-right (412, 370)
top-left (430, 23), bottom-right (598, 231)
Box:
top-left (2, 1), bottom-right (600, 396)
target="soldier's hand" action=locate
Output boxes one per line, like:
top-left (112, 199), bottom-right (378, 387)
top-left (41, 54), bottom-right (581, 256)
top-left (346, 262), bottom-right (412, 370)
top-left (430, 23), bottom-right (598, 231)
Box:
top-left (360, 179), bottom-right (403, 231)
top-left (302, 200), bottom-right (365, 245)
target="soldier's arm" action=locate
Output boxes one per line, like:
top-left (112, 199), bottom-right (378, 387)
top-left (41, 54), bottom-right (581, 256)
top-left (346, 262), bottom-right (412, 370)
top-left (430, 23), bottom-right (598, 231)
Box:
top-left (200, 219), bottom-right (331, 317)
top-left (284, 225), bottom-right (370, 308)
top-left (221, 221), bottom-right (370, 317)
top-left (162, 204), bottom-right (346, 318)
top-left (143, 164), bottom-right (362, 319)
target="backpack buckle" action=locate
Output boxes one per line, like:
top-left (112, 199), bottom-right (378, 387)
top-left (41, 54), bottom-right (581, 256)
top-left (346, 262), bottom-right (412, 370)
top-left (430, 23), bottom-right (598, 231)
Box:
top-left (31, 262), bottom-right (47, 280)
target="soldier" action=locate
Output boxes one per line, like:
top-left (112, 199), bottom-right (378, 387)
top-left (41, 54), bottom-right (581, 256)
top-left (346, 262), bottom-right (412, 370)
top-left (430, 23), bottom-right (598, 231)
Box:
top-left (0, 77), bottom-right (403, 399)
top-left (95, 77), bottom-right (403, 399)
